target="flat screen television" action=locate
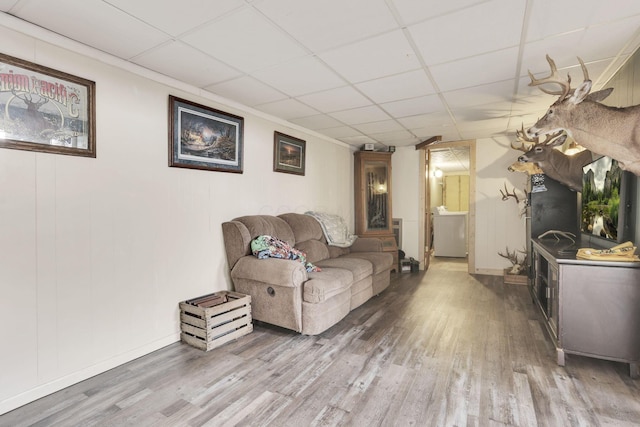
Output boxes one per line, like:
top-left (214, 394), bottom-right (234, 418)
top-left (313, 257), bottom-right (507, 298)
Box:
top-left (580, 155), bottom-right (636, 246)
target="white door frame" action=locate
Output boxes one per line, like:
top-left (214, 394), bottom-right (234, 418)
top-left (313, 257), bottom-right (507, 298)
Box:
top-left (418, 140), bottom-right (476, 273)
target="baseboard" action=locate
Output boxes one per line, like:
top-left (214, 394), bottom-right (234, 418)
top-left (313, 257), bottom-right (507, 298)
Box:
top-left (0, 333), bottom-right (180, 415)
top-left (473, 268), bottom-right (503, 276)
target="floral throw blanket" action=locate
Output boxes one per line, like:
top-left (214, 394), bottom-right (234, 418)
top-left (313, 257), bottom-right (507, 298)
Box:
top-left (251, 235), bottom-right (321, 272)
top-left (305, 211), bottom-right (358, 248)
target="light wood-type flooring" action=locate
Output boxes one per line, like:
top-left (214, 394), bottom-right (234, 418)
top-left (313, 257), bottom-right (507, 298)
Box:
top-left (3, 257), bottom-right (640, 426)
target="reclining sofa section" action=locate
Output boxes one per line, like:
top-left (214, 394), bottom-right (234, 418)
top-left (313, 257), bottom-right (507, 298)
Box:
top-left (221, 213), bottom-right (393, 335)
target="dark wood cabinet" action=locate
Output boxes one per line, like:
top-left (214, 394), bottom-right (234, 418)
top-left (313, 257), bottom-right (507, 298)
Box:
top-left (354, 151), bottom-right (398, 271)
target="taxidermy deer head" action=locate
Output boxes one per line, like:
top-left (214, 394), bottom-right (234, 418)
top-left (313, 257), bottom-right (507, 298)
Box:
top-left (526, 55), bottom-right (640, 176)
top-left (513, 125), bottom-right (594, 192)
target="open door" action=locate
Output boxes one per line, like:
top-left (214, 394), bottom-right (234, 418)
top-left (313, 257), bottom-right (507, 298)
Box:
top-left (418, 140), bottom-right (476, 274)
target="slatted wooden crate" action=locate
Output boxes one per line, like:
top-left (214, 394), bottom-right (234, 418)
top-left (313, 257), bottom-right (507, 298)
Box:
top-left (503, 268), bottom-right (528, 285)
top-left (179, 291), bottom-right (252, 351)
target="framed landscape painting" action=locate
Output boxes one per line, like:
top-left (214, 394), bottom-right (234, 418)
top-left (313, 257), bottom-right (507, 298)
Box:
top-left (273, 131), bottom-right (305, 176)
top-left (169, 95), bottom-right (244, 173)
top-left (0, 53), bottom-right (96, 157)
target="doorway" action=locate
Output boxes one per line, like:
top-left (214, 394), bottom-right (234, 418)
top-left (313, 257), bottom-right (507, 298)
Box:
top-left (418, 140), bottom-right (476, 274)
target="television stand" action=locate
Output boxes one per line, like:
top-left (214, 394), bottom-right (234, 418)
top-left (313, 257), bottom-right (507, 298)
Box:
top-left (530, 238), bottom-right (640, 377)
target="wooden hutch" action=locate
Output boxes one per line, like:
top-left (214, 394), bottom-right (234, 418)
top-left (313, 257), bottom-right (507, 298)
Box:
top-left (354, 150), bottom-right (398, 271)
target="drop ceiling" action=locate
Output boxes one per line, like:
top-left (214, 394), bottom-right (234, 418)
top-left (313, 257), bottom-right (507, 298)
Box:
top-left (3, 0), bottom-right (640, 151)
top-left (430, 147), bottom-right (470, 173)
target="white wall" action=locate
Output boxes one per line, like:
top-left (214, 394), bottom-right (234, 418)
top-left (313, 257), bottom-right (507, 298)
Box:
top-left (0, 22), bottom-right (353, 414)
top-left (392, 147), bottom-right (420, 258)
top-left (392, 138), bottom-right (528, 275)
top-left (474, 136), bottom-right (528, 274)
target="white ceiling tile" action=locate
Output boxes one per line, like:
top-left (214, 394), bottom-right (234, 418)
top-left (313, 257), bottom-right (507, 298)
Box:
top-left (430, 47), bottom-right (519, 92)
top-left (206, 76), bottom-right (288, 107)
top-left (452, 102), bottom-right (514, 123)
top-left (289, 114), bottom-right (345, 130)
top-left (369, 129), bottom-right (416, 143)
top-left (398, 112), bottom-right (456, 130)
top-left (103, 0), bottom-right (245, 36)
top-left (527, 0), bottom-right (640, 42)
top-left (319, 30), bottom-right (421, 83)
top-left (415, 127), bottom-right (461, 142)
top-left (457, 117), bottom-right (510, 131)
top-left (255, 98), bottom-right (319, 119)
top-left (523, 20), bottom-right (640, 79)
top-left (321, 126), bottom-right (364, 139)
top-left (381, 94), bottom-right (444, 118)
top-left (297, 86), bottom-right (372, 113)
top-left (391, 0), bottom-right (484, 26)
top-left (0, 1), bottom-right (20, 12)
top-left (253, 0), bottom-right (398, 51)
top-left (329, 105), bottom-right (391, 125)
top-left (353, 120), bottom-right (405, 135)
top-left (133, 41), bottom-right (241, 87)
top-left (180, 7), bottom-right (307, 73)
top-left (12, 0), bottom-right (171, 59)
top-left (251, 56), bottom-right (345, 96)
top-left (355, 69), bottom-right (435, 104)
top-left (443, 80), bottom-right (516, 109)
top-left (409, 0), bottom-right (525, 65)
top-left (339, 135), bottom-right (379, 145)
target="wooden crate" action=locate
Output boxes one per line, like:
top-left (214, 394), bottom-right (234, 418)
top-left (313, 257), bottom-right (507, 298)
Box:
top-left (503, 268), bottom-right (528, 285)
top-left (179, 291), bottom-right (252, 351)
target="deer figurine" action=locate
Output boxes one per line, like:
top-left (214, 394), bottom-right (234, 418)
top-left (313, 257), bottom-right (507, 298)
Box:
top-left (526, 55), bottom-right (640, 176)
top-left (513, 125), bottom-right (595, 192)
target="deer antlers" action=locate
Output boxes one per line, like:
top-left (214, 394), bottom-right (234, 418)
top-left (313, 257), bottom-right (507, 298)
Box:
top-left (500, 182), bottom-right (520, 203)
top-left (513, 123), bottom-right (565, 150)
top-left (498, 247), bottom-right (528, 274)
top-left (498, 247), bottom-right (526, 264)
top-left (528, 54), bottom-right (589, 100)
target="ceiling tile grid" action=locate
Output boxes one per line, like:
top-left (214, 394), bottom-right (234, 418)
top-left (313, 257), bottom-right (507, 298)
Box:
top-left (2, 0), bottom-right (640, 150)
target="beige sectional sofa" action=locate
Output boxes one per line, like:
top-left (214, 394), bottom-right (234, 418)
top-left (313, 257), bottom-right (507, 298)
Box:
top-left (221, 213), bottom-right (393, 335)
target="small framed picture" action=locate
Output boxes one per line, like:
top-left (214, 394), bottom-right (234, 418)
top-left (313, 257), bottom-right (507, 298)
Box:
top-left (273, 131), bottom-right (305, 176)
top-left (168, 95), bottom-right (243, 173)
top-left (0, 53), bottom-right (96, 158)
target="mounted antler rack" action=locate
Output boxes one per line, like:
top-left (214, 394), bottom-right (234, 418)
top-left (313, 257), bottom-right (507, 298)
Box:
top-left (538, 230), bottom-right (576, 244)
top-left (500, 182), bottom-right (520, 203)
top-left (498, 246), bottom-right (528, 275)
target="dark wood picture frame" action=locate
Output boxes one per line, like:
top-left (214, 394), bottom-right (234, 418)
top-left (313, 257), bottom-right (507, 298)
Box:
top-left (0, 53), bottom-right (96, 157)
top-left (169, 95), bottom-right (244, 173)
top-left (273, 131), bottom-right (305, 176)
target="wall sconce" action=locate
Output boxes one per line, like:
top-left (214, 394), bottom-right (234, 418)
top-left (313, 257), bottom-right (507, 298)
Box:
top-left (434, 168), bottom-right (443, 178)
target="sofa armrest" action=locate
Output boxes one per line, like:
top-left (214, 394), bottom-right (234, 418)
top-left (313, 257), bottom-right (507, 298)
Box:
top-left (231, 256), bottom-right (307, 287)
top-left (230, 256), bottom-right (306, 332)
top-left (349, 237), bottom-right (383, 253)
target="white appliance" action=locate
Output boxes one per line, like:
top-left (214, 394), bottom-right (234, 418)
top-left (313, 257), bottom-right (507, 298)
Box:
top-left (432, 206), bottom-right (467, 257)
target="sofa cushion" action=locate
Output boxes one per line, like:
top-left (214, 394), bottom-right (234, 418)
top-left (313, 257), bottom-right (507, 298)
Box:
top-left (315, 257), bottom-right (372, 282)
top-left (344, 252), bottom-right (393, 275)
top-left (234, 215), bottom-right (295, 245)
top-left (303, 268), bottom-right (353, 304)
top-left (328, 245), bottom-right (350, 258)
top-left (279, 213), bottom-right (325, 244)
top-left (295, 239), bottom-right (330, 264)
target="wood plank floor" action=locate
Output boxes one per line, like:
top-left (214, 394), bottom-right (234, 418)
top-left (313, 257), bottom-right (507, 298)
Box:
top-left (3, 257), bottom-right (640, 427)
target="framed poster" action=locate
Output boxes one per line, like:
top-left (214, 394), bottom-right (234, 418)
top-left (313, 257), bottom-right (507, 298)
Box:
top-left (273, 131), bottom-right (305, 176)
top-left (169, 95), bottom-right (243, 173)
top-left (0, 53), bottom-right (96, 157)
